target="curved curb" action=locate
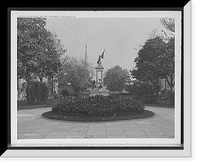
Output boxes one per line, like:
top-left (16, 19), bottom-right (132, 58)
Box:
top-left (40, 110), bottom-right (157, 124)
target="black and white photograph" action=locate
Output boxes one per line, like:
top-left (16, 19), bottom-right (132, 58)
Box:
top-left (6, 5), bottom-right (192, 157)
top-left (15, 11), bottom-right (180, 141)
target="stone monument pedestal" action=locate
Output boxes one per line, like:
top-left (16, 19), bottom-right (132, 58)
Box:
top-left (89, 50), bottom-right (109, 96)
top-left (89, 87), bottom-right (109, 96)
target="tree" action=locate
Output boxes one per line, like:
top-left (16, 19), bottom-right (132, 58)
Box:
top-left (58, 58), bottom-right (92, 94)
top-left (160, 18), bottom-right (175, 91)
top-left (131, 35), bottom-right (175, 92)
top-left (160, 18), bottom-right (175, 33)
top-left (17, 17), bottom-right (66, 83)
top-left (26, 81), bottom-right (49, 105)
top-left (17, 17), bottom-right (67, 103)
top-left (104, 66), bottom-right (130, 91)
top-left (159, 37), bottom-right (175, 91)
top-left (131, 37), bottom-right (166, 83)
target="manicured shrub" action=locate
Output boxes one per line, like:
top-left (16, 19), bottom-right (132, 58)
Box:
top-left (52, 95), bottom-right (144, 116)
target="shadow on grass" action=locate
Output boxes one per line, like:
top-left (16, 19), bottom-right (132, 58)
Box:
top-left (41, 110), bottom-right (155, 122)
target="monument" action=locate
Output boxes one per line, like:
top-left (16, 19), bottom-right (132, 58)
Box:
top-left (90, 49), bottom-right (109, 96)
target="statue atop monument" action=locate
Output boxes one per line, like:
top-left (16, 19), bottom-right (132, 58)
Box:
top-left (97, 49), bottom-right (106, 65)
top-left (89, 49), bottom-right (109, 96)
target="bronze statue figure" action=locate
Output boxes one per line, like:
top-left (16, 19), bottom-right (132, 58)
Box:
top-left (97, 49), bottom-right (106, 64)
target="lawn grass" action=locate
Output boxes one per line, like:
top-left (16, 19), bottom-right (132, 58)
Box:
top-left (42, 109), bottom-right (155, 122)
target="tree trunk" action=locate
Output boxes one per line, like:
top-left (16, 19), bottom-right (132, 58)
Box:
top-left (25, 78), bottom-right (31, 105)
top-left (165, 75), bottom-right (174, 92)
top-left (52, 77), bottom-right (54, 94)
top-left (165, 75), bottom-right (174, 106)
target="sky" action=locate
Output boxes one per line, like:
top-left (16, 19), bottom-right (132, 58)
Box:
top-left (45, 17), bottom-right (166, 72)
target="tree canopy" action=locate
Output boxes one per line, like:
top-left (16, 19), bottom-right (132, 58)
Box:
top-left (58, 57), bottom-right (92, 94)
top-left (104, 65), bottom-right (130, 92)
top-left (131, 35), bottom-right (174, 91)
top-left (17, 17), bottom-right (66, 82)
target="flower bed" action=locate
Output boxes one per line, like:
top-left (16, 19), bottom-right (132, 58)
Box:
top-left (51, 95), bottom-right (144, 116)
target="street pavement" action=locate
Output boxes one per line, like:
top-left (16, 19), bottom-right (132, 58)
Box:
top-left (17, 106), bottom-right (174, 139)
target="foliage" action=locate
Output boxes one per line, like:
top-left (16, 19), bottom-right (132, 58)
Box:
top-left (126, 82), bottom-right (161, 104)
top-left (26, 81), bottom-right (49, 105)
top-left (132, 37), bottom-right (166, 82)
top-left (160, 17), bottom-right (175, 92)
top-left (61, 89), bottom-right (69, 97)
top-left (104, 65), bottom-right (130, 91)
top-left (58, 58), bottom-right (92, 94)
top-left (17, 17), bottom-right (67, 104)
top-left (160, 18), bottom-right (175, 33)
top-left (167, 90), bottom-right (174, 106)
top-left (17, 82), bottom-right (27, 100)
top-left (52, 95), bottom-right (144, 116)
top-left (17, 17), bottom-right (66, 82)
top-left (162, 37), bottom-right (175, 91)
top-left (158, 89), bottom-right (168, 101)
top-left (158, 89), bottom-right (174, 106)
top-left (131, 35), bottom-right (175, 91)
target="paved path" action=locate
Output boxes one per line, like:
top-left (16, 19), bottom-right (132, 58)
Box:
top-left (17, 106), bottom-right (174, 139)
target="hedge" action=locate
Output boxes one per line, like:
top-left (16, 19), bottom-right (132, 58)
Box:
top-left (52, 95), bottom-right (144, 116)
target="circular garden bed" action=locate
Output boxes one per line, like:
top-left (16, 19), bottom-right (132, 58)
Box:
top-left (42, 95), bottom-right (155, 122)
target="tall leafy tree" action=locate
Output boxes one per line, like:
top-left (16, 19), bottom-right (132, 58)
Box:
top-left (160, 17), bottom-right (175, 91)
top-left (58, 58), bottom-right (92, 94)
top-left (17, 17), bottom-right (66, 83)
top-left (17, 17), bottom-right (67, 103)
top-left (131, 36), bottom-right (175, 91)
top-left (131, 37), bottom-right (166, 82)
top-left (104, 65), bottom-right (130, 91)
